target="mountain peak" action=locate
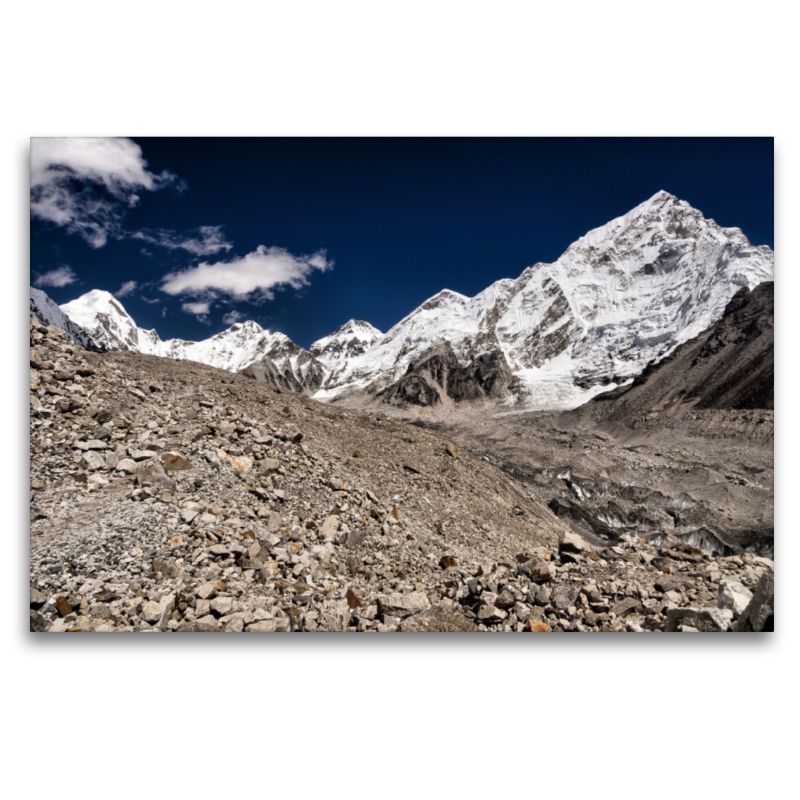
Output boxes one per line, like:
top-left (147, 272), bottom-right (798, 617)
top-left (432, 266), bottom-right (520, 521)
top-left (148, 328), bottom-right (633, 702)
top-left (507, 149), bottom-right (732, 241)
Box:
top-left (224, 319), bottom-right (264, 335)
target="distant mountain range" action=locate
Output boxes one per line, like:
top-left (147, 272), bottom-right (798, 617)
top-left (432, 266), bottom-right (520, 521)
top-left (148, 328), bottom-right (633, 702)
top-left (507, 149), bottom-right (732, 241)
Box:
top-left (30, 191), bottom-right (773, 411)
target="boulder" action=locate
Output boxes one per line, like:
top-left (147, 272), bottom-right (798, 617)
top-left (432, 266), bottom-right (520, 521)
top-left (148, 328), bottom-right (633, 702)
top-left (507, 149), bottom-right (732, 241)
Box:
top-left (665, 607), bottom-right (734, 632)
top-left (377, 592), bottom-right (431, 619)
top-left (532, 561), bottom-right (556, 583)
top-left (732, 570), bottom-right (774, 632)
top-left (162, 452), bottom-right (192, 471)
top-left (551, 585), bottom-right (580, 611)
top-left (559, 531), bottom-right (593, 556)
top-left (718, 580), bottom-right (753, 616)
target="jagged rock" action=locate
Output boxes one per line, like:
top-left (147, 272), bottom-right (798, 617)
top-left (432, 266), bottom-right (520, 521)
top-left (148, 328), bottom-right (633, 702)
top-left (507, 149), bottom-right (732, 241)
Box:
top-left (551, 586), bottom-right (580, 611)
top-left (733, 570), bottom-right (774, 632)
top-left (377, 592), bottom-right (431, 619)
top-left (210, 597), bottom-right (234, 616)
top-left (559, 531), bottom-right (593, 556)
top-left (534, 585), bottom-right (551, 606)
top-left (30, 588), bottom-right (47, 609)
top-left (141, 601), bottom-right (161, 624)
top-left (718, 580), bottom-right (753, 616)
top-left (477, 604), bottom-right (507, 623)
top-left (665, 607), bottom-right (734, 632)
top-left (611, 597), bottom-right (640, 617)
top-left (532, 561), bottom-right (556, 583)
top-left (162, 453), bottom-right (192, 471)
top-left (30, 610), bottom-right (50, 631)
top-left (81, 451), bottom-right (106, 471)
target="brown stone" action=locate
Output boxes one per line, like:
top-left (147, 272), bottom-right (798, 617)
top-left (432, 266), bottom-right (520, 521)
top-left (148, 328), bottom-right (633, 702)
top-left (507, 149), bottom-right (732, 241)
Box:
top-left (55, 597), bottom-right (72, 616)
top-left (161, 452), bottom-right (191, 471)
top-left (346, 588), bottom-right (362, 609)
top-left (446, 444), bottom-right (458, 458)
top-left (353, 450), bottom-right (366, 458)
top-left (392, 506), bottom-right (399, 520)
top-left (529, 619), bottom-right (550, 632)
top-left (439, 555), bottom-right (458, 569)
top-left (532, 561), bottom-right (556, 582)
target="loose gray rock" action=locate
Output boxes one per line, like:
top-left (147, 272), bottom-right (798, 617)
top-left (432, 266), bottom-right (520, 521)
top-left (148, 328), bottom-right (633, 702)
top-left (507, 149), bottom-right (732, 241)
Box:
top-left (665, 607), bottom-right (734, 632)
top-left (377, 592), bottom-right (431, 619)
top-left (551, 585), bottom-right (580, 611)
top-left (733, 570), bottom-right (774, 632)
top-left (718, 580), bottom-right (753, 616)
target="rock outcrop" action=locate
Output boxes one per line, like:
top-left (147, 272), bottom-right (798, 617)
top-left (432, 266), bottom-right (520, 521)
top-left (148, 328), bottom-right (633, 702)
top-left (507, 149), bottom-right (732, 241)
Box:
top-left (376, 341), bottom-right (513, 408)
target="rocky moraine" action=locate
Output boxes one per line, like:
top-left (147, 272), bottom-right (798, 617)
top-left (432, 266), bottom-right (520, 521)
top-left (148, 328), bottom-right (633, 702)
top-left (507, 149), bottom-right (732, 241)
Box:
top-left (29, 316), bottom-right (773, 632)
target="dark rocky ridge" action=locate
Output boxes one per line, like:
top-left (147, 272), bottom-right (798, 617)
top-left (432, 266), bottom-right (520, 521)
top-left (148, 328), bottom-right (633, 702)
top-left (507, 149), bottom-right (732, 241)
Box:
top-left (375, 341), bottom-right (514, 408)
top-left (573, 282), bottom-right (773, 431)
top-left (240, 345), bottom-right (327, 394)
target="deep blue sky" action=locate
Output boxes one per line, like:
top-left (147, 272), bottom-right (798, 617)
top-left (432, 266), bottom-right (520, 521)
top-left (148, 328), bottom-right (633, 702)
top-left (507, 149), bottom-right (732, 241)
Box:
top-left (30, 137), bottom-right (773, 348)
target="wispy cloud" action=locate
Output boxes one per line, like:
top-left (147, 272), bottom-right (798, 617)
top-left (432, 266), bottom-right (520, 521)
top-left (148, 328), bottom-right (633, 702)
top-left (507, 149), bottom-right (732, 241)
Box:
top-left (33, 265), bottom-right (78, 288)
top-left (222, 309), bottom-right (246, 326)
top-left (131, 225), bottom-right (233, 257)
top-left (161, 307), bottom-right (167, 318)
top-left (182, 301), bottom-right (210, 315)
top-left (115, 280), bottom-right (138, 298)
top-left (30, 137), bottom-right (184, 248)
top-left (160, 245), bottom-right (332, 302)
top-left (141, 296), bottom-right (160, 305)
top-left (181, 301), bottom-right (211, 323)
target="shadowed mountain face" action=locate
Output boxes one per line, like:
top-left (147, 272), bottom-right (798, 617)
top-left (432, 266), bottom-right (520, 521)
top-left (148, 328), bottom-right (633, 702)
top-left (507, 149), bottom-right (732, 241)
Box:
top-left (575, 281), bottom-right (773, 431)
top-left (375, 341), bottom-right (514, 408)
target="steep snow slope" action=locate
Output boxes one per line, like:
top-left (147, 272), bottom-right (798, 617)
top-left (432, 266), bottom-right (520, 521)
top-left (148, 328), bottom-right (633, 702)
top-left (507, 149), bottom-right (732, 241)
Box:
top-left (60, 290), bottom-right (160, 353)
top-left (309, 319), bottom-right (383, 383)
top-left (314, 191), bottom-right (773, 409)
top-left (30, 287), bottom-right (102, 350)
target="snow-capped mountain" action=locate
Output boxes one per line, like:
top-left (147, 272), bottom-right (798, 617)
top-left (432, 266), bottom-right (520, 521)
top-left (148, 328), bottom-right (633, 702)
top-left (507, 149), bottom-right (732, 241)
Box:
top-left (313, 191), bottom-right (773, 408)
top-left (30, 287), bottom-right (102, 351)
top-left (309, 319), bottom-right (383, 380)
top-left (35, 191), bottom-right (773, 412)
top-left (58, 290), bottom-right (304, 373)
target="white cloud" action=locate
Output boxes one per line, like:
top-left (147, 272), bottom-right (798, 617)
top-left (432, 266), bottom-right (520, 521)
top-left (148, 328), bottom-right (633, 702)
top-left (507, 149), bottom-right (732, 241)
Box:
top-left (33, 265), bottom-right (78, 288)
top-left (131, 225), bottom-right (233, 256)
top-left (222, 309), bottom-right (245, 326)
top-left (141, 296), bottom-right (160, 305)
top-left (161, 307), bottom-right (167, 318)
top-left (115, 280), bottom-right (138, 298)
top-left (160, 245), bottom-right (333, 300)
top-left (182, 301), bottom-right (211, 315)
top-left (30, 137), bottom-right (183, 248)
